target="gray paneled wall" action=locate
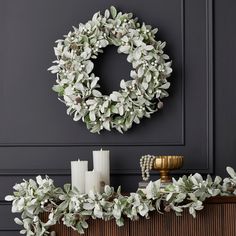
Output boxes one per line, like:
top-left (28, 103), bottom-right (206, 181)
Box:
top-left (1, 0), bottom-right (236, 235)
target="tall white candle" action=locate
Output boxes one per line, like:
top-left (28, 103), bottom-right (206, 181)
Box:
top-left (93, 149), bottom-right (110, 191)
top-left (71, 159), bottom-right (88, 194)
top-left (85, 170), bottom-right (100, 194)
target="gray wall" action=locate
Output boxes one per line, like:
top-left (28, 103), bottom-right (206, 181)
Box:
top-left (0, 0), bottom-right (236, 234)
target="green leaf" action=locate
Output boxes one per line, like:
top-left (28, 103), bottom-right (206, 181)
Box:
top-left (157, 101), bottom-right (163, 109)
top-left (152, 28), bottom-right (158, 34)
top-left (118, 45), bottom-right (130, 54)
top-left (227, 167), bottom-right (236, 178)
top-left (189, 207), bottom-right (196, 217)
top-left (29, 179), bottom-right (37, 189)
top-left (58, 201), bottom-right (69, 211)
top-left (110, 6), bottom-right (117, 19)
top-left (193, 173), bottom-right (203, 182)
top-left (214, 176), bottom-right (222, 185)
top-left (133, 49), bottom-right (142, 60)
top-left (118, 106), bottom-right (124, 116)
top-left (109, 38), bottom-right (120, 46)
top-left (48, 65), bottom-right (59, 74)
top-left (52, 85), bottom-right (64, 95)
top-left (92, 90), bottom-right (102, 97)
top-left (138, 66), bottom-right (144, 77)
top-left (81, 220), bottom-right (88, 229)
top-left (159, 82), bottom-right (170, 89)
top-left (85, 61), bottom-right (94, 74)
top-left (100, 39), bottom-right (109, 47)
top-left (134, 116), bottom-right (140, 124)
top-left (5, 195), bottom-right (15, 201)
top-left (76, 222), bottom-right (85, 234)
top-left (89, 111), bottom-right (96, 121)
top-left (175, 193), bottom-right (186, 203)
top-left (110, 93), bottom-right (118, 102)
top-left (211, 189), bottom-right (221, 196)
top-left (64, 184), bottom-right (71, 193)
top-left (188, 193), bottom-right (198, 202)
top-left (104, 9), bottom-right (110, 18)
top-left (111, 105), bottom-right (118, 114)
top-left (86, 99), bottom-right (96, 105)
top-left (14, 217), bottom-right (23, 225)
top-left (166, 193), bottom-right (173, 202)
top-left (80, 210), bottom-right (93, 216)
top-left (116, 217), bottom-right (124, 227)
top-left (120, 79), bottom-right (126, 89)
top-left (91, 78), bottom-right (99, 89)
top-left (103, 120), bottom-right (111, 131)
top-left (155, 199), bottom-right (162, 212)
top-left (83, 203), bottom-right (94, 210)
top-left (92, 12), bottom-right (99, 21)
top-left (142, 82), bottom-right (148, 90)
top-left (146, 72), bottom-right (151, 82)
top-left (145, 45), bottom-right (154, 51)
top-left (145, 181), bottom-right (157, 200)
top-left (138, 204), bottom-right (149, 216)
top-left (172, 205), bottom-right (183, 213)
top-left (94, 204), bottom-right (103, 218)
top-left (104, 185), bottom-right (112, 195)
top-left (130, 70), bottom-right (137, 79)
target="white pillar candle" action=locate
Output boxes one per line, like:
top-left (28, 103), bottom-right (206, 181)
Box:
top-left (93, 149), bottom-right (110, 191)
top-left (71, 159), bottom-right (88, 194)
top-left (85, 170), bottom-right (100, 194)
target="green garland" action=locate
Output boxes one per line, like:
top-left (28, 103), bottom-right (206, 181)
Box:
top-left (48, 6), bottom-right (172, 133)
top-left (5, 167), bottom-right (236, 235)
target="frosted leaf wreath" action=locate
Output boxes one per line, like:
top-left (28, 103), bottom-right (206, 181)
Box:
top-left (48, 6), bottom-right (172, 133)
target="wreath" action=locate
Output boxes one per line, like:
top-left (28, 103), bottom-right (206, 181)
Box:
top-left (48, 6), bottom-right (172, 133)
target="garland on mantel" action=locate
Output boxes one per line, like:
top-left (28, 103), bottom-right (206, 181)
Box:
top-left (5, 167), bottom-right (236, 236)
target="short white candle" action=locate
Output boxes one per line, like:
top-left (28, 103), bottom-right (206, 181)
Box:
top-left (93, 149), bottom-right (110, 191)
top-left (85, 170), bottom-right (100, 194)
top-left (71, 159), bottom-right (88, 194)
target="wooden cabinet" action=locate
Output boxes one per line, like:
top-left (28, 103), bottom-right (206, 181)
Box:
top-left (42, 197), bottom-right (236, 236)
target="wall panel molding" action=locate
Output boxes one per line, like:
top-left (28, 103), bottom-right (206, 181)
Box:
top-left (0, 0), bottom-right (214, 177)
top-left (205, 0), bottom-right (214, 173)
top-left (0, 0), bottom-right (214, 186)
top-left (0, 0), bottom-right (184, 147)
